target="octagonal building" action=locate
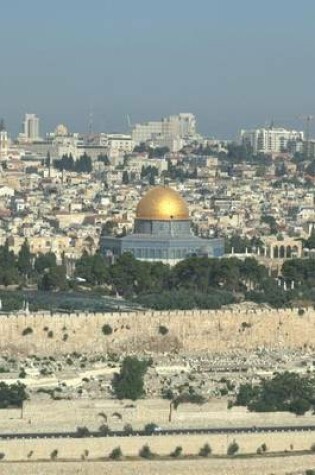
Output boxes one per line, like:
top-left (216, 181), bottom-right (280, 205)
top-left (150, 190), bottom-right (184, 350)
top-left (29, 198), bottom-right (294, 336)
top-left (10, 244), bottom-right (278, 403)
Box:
top-left (101, 186), bottom-right (224, 265)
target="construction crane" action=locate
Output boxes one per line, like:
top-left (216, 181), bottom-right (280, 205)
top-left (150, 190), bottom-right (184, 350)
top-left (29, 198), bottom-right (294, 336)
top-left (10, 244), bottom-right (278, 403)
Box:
top-left (297, 115), bottom-right (314, 160)
top-left (88, 109), bottom-right (94, 137)
top-left (125, 114), bottom-right (134, 130)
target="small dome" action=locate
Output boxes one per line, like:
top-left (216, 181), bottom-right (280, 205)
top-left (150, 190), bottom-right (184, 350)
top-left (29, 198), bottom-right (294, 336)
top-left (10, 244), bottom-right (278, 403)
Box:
top-left (136, 186), bottom-right (189, 221)
top-left (54, 124), bottom-right (69, 136)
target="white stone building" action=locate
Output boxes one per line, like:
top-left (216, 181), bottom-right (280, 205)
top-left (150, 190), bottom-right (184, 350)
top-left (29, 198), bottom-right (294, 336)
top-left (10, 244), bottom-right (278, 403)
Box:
top-left (20, 113), bottom-right (40, 142)
top-left (240, 126), bottom-right (304, 154)
top-left (132, 113), bottom-right (197, 145)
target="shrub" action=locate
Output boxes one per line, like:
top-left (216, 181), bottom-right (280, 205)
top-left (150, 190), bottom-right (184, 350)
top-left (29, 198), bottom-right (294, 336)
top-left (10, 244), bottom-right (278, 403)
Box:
top-left (261, 443), bottom-right (267, 453)
top-left (102, 324), bottom-right (113, 335)
top-left (227, 440), bottom-right (239, 456)
top-left (50, 449), bottom-right (58, 460)
top-left (162, 388), bottom-right (174, 400)
top-left (199, 443), bottom-right (212, 457)
top-left (170, 446), bottom-right (182, 457)
top-left (227, 400), bottom-right (233, 409)
top-left (124, 423), bottom-right (133, 435)
top-left (241, 321), bottom-right (251, 329)
top-left (47, 330), bottom-right (54, 338)
top-left (27, 450), bottom-right (33, 459)
top-left (81, 449), bottom-right (89, 460)
top-left (173, 392), bottom-right (206, 409)
top-left (22, 327), bottom-right (33, 336)
top-left (144, 423), bottom-right (159, 434)
top-left (158, 325), bottom-right (168, 336)
top-left (109, 446), bottom-right (123, 460)
top-left (310, 443), bottom-right (315, 452)
top-left (76, 426), bottom-right (90, 438)
top-left (19, 369), bottom-right (26, 379)
top-left (257, 442), bottom-right (268, 455)
top-left (139, 444), bottom-right (154, 459)
top-left (99, 424), bottom-right (110, 435)
top-left (0, 453), bottom-right (5, 460)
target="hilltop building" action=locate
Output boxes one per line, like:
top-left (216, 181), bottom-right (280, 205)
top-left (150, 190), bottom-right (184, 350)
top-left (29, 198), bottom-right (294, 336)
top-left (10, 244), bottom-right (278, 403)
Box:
top-left (132, 113), bottom-right (197, 152)
top-left (240, 126), bottom-right (304, 154)
top-left (101, 186), bottom-right (224, 265)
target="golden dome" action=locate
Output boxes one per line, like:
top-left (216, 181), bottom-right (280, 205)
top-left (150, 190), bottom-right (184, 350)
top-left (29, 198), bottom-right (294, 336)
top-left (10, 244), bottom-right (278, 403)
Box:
top-left (136, 186), bottom-right (189, 221)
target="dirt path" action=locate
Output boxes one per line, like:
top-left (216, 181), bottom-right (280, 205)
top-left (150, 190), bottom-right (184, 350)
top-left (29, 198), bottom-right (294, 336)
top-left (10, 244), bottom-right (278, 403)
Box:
top-left (0, 455), bottom-right (314, 475)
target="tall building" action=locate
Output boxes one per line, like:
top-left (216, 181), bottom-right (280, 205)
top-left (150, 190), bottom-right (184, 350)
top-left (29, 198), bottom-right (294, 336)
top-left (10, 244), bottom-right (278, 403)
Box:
top-left (23, 114), bottom-right (40, 142)
top-left (101, 186), bottom-right (224, 265)
top-left (240, 126), bottom-right (304, 154)
top-left (132, 113), bottom-right (197, 145)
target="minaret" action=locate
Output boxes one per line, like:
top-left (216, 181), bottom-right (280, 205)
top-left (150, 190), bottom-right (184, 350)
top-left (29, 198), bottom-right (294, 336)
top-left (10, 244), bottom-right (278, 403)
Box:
top-left (0, 120), bottom-right (8, 160)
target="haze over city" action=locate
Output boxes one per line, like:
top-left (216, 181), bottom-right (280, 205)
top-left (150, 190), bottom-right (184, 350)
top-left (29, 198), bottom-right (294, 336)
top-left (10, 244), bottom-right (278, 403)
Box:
top-left (2, 0), bottom-right (315, 137)
top-left (1, 2), bottom-right (315, 475)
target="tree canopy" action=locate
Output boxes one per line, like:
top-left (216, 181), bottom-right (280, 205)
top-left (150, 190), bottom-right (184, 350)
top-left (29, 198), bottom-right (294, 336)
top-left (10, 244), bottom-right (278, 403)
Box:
top-left (0, 382), bottom-right (28, 409)
top-left (235, 372), bottom-right (315, 415)
top-left (112, 357), bottom-right (151, 400)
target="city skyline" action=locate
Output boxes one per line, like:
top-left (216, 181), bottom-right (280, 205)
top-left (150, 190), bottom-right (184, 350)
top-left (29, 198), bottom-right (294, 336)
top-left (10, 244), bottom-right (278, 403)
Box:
top-left (1, 0), bottom-right (315, 138)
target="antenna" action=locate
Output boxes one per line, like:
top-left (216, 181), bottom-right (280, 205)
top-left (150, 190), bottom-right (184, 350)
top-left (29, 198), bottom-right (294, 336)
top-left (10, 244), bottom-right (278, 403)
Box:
top-left (125, 114), bottom-right (133, 129)
top-left (88, 108), bottom-right (93, 137)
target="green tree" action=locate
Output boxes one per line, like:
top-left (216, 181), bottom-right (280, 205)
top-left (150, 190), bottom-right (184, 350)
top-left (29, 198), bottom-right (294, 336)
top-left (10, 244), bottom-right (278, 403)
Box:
top-left (76, 426), bottom-right (90, 437)
top-left (261, 215), bottom-right (278, 234)
top-left (17, 239), bottom-right (32, 277)
top-left (139, 444), bottom-right (154, 459)
top-left (122, 170), bottom-right (129, 184)
top-left (144, 423), bottom-right (159, 434)
top-left (112, 356), bottom-right (150, 400)
top-left (75, 252), bottom-right (109, 285)
top-left (50, 449), bottom-right (58, 460)
top-left (45, 151), bottom-right (51, 169)
top-left (170, 446), bottom-right (182, 457)
top-left (109, 447), bottom-right (122, 460)
top-left (0, 382), bottom-right (28, 408)
top-left (40, 265), bottom-right (68, 291)
top-left (0, 240), bottom-right (20, 286)
top-left (199, 443), bottom-right (212, 457)
top-left (34, 252), bottom-right (57, 274)
top-left (98, 154), bottom-right (110, 165)
top-left (75, 153), bottom-right (92, 173)
top-left (305, 229), bottom-right (315, 249)
top-left (235, 372), bottom-right (315, 415)
top-left (227, 440), bottom-right (239, 456)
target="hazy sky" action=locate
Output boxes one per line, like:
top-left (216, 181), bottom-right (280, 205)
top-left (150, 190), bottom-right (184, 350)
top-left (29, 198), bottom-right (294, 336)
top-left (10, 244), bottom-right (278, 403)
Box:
top-left (2, 0), bottom-right (315, 138)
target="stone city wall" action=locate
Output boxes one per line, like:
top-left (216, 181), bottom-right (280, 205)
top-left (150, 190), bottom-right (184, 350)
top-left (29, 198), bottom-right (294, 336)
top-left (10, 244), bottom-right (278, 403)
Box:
top-left (0, 307), bottom-right (314, 356)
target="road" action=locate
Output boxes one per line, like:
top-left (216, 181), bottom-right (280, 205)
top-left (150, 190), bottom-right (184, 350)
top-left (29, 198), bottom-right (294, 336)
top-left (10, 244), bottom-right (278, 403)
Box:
top-left (1, 425), bottom-right (315, 440)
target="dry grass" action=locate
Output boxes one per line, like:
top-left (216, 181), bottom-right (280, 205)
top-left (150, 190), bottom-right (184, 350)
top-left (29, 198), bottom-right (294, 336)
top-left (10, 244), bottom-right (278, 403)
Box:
top-left (0, 456), bottom-right (315, 475)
